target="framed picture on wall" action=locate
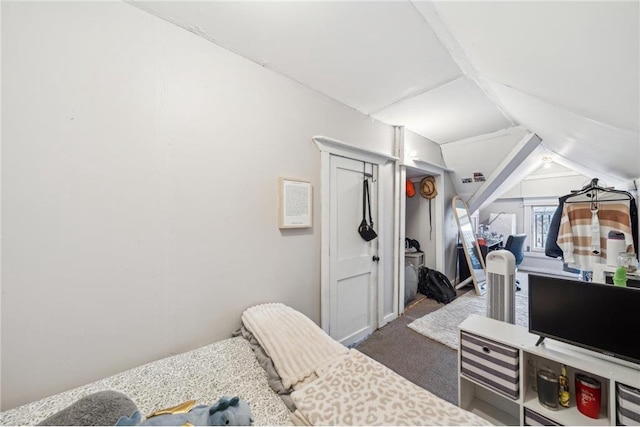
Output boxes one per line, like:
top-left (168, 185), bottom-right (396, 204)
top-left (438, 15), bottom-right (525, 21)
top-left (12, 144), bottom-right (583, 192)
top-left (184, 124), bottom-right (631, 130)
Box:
top-left (278, 177), bottom-right (312, 228)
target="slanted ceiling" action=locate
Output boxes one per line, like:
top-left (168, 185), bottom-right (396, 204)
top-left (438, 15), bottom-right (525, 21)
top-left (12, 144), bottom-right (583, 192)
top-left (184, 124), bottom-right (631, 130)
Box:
top-left (131, 1), bottom-right (640, 200)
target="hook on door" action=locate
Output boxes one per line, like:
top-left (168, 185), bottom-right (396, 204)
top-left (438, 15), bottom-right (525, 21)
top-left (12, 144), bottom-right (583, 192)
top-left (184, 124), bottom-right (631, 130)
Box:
top-left (363, 162), bottom-right (376, 182)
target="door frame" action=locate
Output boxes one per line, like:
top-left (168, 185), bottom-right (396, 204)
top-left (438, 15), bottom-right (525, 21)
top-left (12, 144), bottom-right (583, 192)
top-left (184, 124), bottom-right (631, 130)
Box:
top-left (398, 167), bottom-right (447, 314)
top-left (313, 136), bottom-right (399, 334)
top-left (395, 127), bottom-right (449, 316)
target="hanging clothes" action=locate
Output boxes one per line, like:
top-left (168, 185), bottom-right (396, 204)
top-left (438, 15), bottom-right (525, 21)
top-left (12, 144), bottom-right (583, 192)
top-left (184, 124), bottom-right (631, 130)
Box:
top-left (553, 178), bottom-right (637, 272)
top-left (545, 194), bottom-right (570, 258)
top-left (546, 195), bottom-right (639, 260)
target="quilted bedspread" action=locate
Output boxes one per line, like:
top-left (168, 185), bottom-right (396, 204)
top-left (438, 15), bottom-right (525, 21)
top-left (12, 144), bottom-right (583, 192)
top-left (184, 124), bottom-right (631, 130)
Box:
top-left (0, 337), bottom-right (291, 426)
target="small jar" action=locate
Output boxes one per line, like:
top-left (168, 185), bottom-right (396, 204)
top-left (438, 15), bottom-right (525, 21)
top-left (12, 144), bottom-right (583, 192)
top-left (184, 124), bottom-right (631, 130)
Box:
top-left (618, 252), bottom-right (638, 273)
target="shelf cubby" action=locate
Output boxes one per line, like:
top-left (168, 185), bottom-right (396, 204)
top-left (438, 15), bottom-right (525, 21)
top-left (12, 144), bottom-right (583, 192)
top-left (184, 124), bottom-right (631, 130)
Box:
top-left (458, 315), bottom-right (640, 426)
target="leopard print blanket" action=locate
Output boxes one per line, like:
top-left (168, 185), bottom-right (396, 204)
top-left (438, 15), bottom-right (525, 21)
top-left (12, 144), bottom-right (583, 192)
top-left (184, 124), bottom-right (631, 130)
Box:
top-left (290, 349), bottom-right (492, 426)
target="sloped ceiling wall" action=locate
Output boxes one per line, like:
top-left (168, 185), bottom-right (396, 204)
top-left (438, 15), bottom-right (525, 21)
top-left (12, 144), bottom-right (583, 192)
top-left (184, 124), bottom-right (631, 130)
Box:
top-left (431, 1), bottom-right (639, 184)
top-left (442, 127), bottom-right (530, 199)
top-left (131, 1), bottom-right (639, 193)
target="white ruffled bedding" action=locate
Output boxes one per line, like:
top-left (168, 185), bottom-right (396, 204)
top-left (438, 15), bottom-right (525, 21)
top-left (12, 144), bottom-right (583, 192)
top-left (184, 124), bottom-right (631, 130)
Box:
top-left (0, 337), bottom-right (291, 426)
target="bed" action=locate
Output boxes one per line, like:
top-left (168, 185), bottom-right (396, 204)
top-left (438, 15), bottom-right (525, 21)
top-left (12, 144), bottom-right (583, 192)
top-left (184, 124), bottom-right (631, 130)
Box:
top-left (0, 303), bottom-right (491, 426)
top-left (0, 335), bottom-right (291, 426)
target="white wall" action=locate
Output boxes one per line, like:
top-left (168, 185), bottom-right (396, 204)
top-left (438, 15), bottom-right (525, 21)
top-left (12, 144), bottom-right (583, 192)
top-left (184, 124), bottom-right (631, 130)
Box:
top-left (403, 129), bottom-right (446, 169)
top-left (1, 1), bottom-right (396, 410)
top-left (405, 191), bottom-right (423, 248)
top-left (499, 174), bottom-right (590, 199)
top-left (480, 173), bottom-right (591, 228)
top-left (441, 126), bottom-right (530, 201)
top-left (479, 199), bottom-right (525, 234)
top-left (405, 182), bottom-right (439, 270)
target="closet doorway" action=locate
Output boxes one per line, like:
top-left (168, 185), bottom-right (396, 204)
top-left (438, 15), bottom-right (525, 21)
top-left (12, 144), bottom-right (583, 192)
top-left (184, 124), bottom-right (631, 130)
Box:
top-left (399, 165), bottom-right (446, 314)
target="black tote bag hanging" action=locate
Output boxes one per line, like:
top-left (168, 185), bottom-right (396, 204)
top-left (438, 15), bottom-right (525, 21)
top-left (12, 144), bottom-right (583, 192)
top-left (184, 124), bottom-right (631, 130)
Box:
top-left (358, 178), bottom-right (377, 242)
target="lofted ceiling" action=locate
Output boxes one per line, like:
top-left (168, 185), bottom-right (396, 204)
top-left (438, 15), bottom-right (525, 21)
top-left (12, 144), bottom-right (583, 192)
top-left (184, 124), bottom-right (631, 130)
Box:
top-left (131, 0), bottom-right (640, 192)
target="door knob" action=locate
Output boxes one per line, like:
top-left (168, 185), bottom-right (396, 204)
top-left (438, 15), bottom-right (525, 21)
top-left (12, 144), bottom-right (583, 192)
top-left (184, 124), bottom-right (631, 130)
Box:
top-left (372, 255), bottom-right (380, 262)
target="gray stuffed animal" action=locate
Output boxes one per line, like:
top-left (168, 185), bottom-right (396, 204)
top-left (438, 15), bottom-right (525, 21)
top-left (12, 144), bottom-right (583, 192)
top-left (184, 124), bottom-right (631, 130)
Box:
top-left (36, 390), bottom-right (138, 426)
top-left (116, 396), bottom-right (253, 426)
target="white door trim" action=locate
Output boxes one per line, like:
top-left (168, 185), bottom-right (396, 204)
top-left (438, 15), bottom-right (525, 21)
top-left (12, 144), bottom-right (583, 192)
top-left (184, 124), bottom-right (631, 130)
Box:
top-left (394, 128), bottom-right (405, 318)
top-left (313, 135), bottom-right (399, 164)
top-left (313, 135), bottom-right (396, 333)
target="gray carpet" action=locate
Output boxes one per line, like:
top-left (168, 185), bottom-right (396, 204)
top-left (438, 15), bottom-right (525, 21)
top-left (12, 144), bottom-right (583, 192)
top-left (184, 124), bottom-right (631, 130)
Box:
top-left (355, 273), bottom-right (530, 406)
top-left (354, 291), bottom-right (467, 405)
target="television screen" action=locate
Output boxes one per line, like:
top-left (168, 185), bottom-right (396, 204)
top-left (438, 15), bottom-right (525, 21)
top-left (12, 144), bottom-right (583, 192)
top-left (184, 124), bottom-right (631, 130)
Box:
top-left (528, 274), bottom-right (640, 366)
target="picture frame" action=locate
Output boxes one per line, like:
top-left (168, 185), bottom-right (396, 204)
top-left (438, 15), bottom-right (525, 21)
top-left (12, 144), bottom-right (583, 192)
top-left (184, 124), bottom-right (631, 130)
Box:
top-left (278, 177), bottom-right (313, 228)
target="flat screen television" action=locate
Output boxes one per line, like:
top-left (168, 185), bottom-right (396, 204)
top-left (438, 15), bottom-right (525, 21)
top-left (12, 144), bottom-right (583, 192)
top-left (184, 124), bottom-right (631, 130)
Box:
top-left (528, 274), bottom-right (640, 366)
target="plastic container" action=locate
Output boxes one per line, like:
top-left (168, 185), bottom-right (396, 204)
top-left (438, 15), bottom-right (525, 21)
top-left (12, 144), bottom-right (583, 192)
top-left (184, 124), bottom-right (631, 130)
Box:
top-left (618, 252), bottom-right (638, 273)
top-left (607, 232), bottom-right (626, 266)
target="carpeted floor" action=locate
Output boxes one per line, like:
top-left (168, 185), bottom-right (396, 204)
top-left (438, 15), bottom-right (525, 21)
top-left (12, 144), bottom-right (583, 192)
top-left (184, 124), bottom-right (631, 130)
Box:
top-left (354, 290), bottom-right (466, 405)
top-left (354, 272), bottom-right (530, 406)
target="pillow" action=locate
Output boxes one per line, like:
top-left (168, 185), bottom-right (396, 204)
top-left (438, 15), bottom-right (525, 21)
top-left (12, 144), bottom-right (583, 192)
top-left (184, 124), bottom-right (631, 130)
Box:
top-left (36, 390), bottom-right (137, 426)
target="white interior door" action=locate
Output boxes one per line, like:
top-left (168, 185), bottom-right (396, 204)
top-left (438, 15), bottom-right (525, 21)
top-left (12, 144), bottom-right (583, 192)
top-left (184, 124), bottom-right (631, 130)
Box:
top-left (329, 155), bottom-right (378, 346)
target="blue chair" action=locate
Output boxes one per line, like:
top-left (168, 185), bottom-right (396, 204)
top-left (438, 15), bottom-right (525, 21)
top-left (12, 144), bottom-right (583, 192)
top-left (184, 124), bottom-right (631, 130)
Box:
top-left (504, 234), bottom-right (527, 290)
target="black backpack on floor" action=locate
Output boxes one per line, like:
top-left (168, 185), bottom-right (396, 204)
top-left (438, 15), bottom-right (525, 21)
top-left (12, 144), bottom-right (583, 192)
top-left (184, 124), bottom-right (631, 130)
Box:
top-left (418, 267), bottom-right (457, 304)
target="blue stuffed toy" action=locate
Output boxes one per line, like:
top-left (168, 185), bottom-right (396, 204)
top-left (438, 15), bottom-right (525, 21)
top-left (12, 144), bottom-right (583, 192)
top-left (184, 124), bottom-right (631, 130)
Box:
top-left (116, 396), bottom-right (253, 426)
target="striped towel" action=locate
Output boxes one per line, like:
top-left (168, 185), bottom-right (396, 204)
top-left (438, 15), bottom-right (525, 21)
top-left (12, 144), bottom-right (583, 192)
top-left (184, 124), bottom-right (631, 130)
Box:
top-left (242, 303), bottom-right (348, 389)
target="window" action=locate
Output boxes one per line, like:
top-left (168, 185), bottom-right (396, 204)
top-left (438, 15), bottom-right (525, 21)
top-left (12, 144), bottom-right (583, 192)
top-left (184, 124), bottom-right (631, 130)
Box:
top-left (530, 205), bottom-right (557, 251)
top-left (523, 198), bottom-right (559, 254)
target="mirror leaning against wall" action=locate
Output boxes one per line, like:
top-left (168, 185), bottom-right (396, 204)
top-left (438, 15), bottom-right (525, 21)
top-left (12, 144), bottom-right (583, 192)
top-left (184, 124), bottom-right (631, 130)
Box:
top-left (452, 196), bottom-right (486, 295)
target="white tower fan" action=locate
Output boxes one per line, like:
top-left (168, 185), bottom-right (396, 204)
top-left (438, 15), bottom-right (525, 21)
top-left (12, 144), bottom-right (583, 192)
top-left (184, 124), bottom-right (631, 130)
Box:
top-left (485, 250), bottom-right (516, 323)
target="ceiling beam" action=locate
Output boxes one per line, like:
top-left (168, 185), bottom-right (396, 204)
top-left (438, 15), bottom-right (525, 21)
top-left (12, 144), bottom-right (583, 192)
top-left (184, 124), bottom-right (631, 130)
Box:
top-left (467, 133), bottom-right (542, 213)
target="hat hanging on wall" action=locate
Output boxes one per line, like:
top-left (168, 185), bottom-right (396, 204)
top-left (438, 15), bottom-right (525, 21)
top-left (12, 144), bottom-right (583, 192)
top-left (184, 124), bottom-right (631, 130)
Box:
top-left (420, 176), bottom-right (437, 239)
top-left (420, 176), bottom-right (437, 199)
top-left (406, 180), bottom-right (416, 198)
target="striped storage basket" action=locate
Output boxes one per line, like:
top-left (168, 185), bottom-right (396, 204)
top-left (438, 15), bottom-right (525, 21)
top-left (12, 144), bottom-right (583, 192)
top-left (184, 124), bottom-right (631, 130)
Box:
top-left (617, 382), bottom-right (640, 426)
top-left (524, 408), bottom-right (562, 426)
top-left (460, 331), bottom-right (520, 399)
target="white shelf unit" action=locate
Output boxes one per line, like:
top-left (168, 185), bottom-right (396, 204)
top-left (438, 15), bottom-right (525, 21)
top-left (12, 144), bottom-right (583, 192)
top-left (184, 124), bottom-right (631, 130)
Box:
top-left (458, 315), bottom-right (640, 426)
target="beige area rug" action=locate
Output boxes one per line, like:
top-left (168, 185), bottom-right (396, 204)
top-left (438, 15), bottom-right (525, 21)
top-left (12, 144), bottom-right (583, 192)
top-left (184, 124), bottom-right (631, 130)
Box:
top-left (407, 291), bottom-right (529, 350)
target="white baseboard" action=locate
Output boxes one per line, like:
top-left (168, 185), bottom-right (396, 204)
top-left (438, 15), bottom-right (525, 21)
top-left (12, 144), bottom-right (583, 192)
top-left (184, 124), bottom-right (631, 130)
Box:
top-left (382, 312), bottom-right (396, 326)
